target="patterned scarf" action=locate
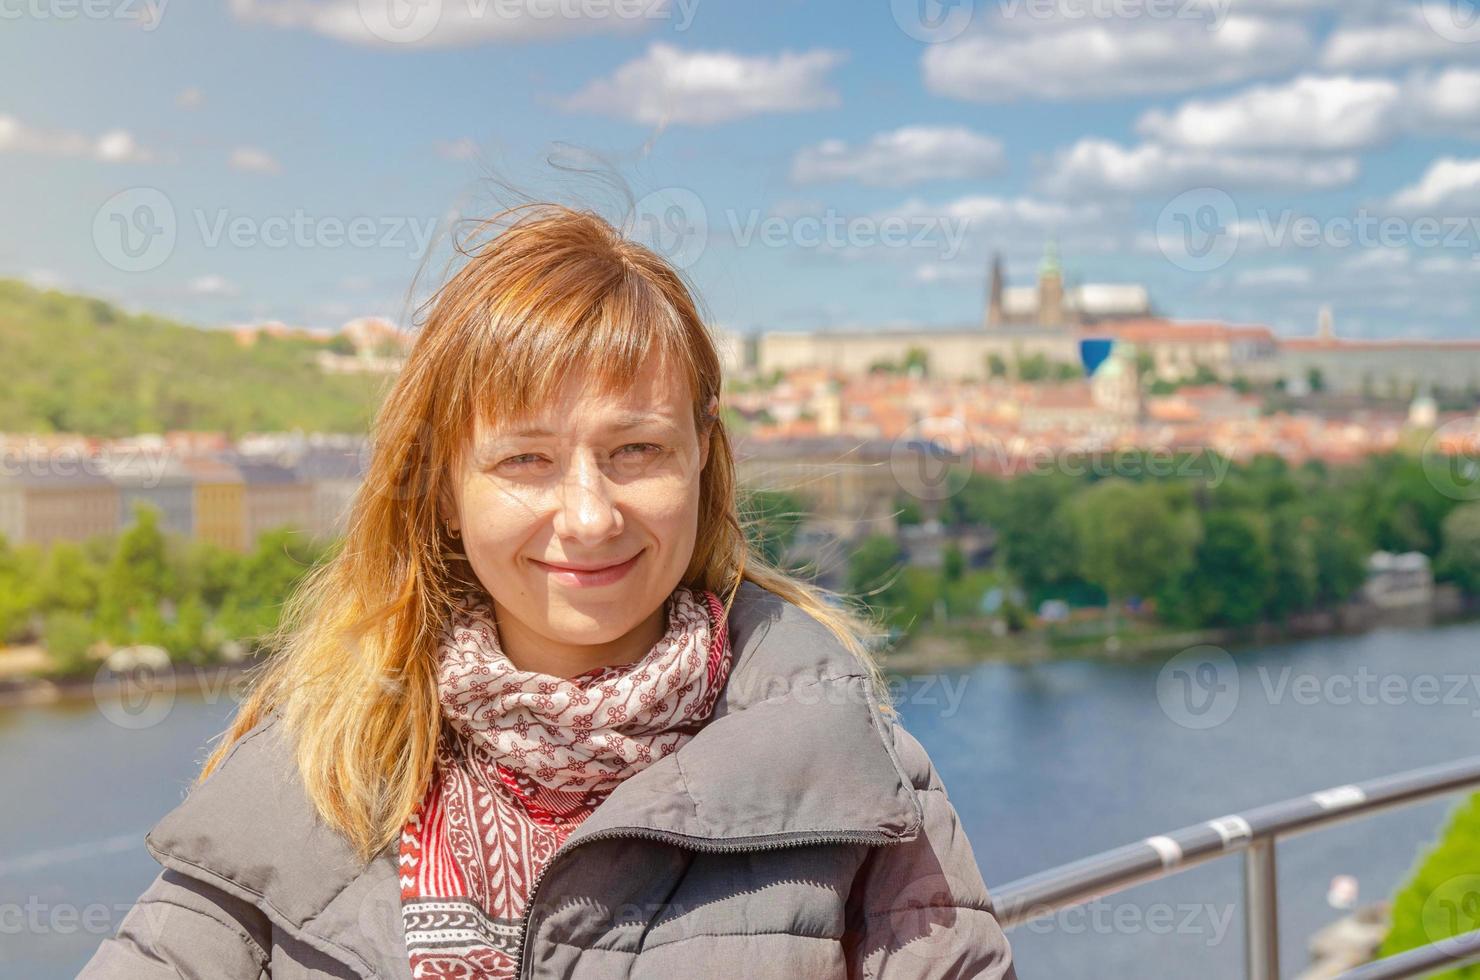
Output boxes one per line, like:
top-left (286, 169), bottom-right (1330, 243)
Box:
top-left (399, 585), bottom-right (733, 979)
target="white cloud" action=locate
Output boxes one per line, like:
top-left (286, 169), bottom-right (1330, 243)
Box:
top-left (95, 130), bottom-right (152, 163)
top-left (1387, 157), bottom-right (1480, 212)
top-left (1135, 70), bottom-right (1480, 152)
top-left (877, 194), bottom-right (1116, 257)
top-left (435, 137), bottom-right (479, 161)
top-left (1038, 138), bottom-right (1359, 196)
top-left (1322, 5), bottom-right (1480, 70)
top-left (918, 194), bottom-right (1105, 228)
top-left (1342, 248), bottom-right (1411, 273)
top-left (229, 0), bottom-right (674, 47)
top-left (188, 274), bottom-right (240, 297)
top-left (922, 15), bottom-right (1311, 102)
top-left (1234, 265), bottom-right (1312, 287)
top-left (1136, 75), bottom-right (1403, 151)
top-left (229, 146), bottom-right (282, 174)
top-left (561, 43), bottom-right (845, 125)
top-left (914, 261), bottom-right (985, 284)
top-left (790, 126), bottom-right (1005, 187)
top-left (176, 87), bottom-right (205, 110)
top-left (1408, 67), bottom-right (1480, 138)
top-left (0, 115), bottom-right (155, 163)
top-left (24, 269), bottom-right (66, 291)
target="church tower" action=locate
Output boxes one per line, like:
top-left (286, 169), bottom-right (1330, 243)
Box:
top-left (1317, 303), bottom-right (1335, 342)
top-left (1037, 239), bottom-right (1064, 327)
top-left (986, 252), bottom-right (1004, 328)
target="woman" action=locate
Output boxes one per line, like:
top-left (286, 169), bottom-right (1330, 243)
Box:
top-left (80, 203), bottom-right (1018, 979)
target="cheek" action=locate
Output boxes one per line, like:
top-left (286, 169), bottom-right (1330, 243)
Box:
top-left (630, 476), bottom-right (702, 533)
top-left (459, 484), bottom-right (530, 554)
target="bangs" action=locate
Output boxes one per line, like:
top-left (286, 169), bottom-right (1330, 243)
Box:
top-left (460, 262), bottom-right (701, 442)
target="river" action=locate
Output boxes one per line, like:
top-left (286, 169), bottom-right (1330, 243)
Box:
top-left (5, 620), bottom-right (1480, 978)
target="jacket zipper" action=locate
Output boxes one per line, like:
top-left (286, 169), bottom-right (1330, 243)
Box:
top-left (514, 825), bottom-right (907, 980)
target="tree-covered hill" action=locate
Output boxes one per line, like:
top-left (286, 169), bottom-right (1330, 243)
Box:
top-left (0, 279), bottom-right (388, 436)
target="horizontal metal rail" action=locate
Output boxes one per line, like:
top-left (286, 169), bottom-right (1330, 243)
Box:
top-left (984, 755), bottom-right (1480, 978)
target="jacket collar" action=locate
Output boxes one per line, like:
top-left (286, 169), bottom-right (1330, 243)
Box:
top-left (143, 580), bottom-right (921, 978)
top-left (561, 579), bottom-right (922, 848)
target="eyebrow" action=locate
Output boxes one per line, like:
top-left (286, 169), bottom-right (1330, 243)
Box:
top-left (499, 411), bottom-right (677, 439)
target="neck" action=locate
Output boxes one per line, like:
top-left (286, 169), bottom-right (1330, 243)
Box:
top-left (491, 601), bottom-right (669, 679)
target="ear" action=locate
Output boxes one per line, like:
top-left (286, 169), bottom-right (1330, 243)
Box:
top-left (437, 482), bottom-right (459, 532)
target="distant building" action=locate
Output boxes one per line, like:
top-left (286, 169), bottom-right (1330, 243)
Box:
top-left (1092, 320), bottom-right (1281, 384)
top-left (1363, 551), bottom-right (1434, 610)
top-left (986, 243), bottom-right (1152, 328)
top-left (103, 453), bottom-right (194, 537)
top-left (290, 444), bottom-right (367, 542)
top-left (179, 456), bottom-right (246, 551)
top-left (732, 436), bottom-right (904, 543)
top-left (230, 456), bottom-right (316, 545)
top-left (0, 469), bottom-right (119, 547)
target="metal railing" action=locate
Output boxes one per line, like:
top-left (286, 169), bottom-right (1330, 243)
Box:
top-left (985, 756), bottom-right (1480, 979)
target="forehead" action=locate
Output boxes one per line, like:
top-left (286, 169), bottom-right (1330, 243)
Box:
top-left (472, 357), bottom-right (694, 441)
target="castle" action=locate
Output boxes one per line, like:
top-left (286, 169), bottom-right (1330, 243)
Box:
top-left (985, 243), bottom-right (1151, 328)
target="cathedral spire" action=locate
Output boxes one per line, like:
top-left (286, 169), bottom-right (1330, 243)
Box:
top-left (986, 252), bottom-right (1004, 328)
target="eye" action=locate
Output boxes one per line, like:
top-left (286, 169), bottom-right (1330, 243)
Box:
top-left (499, 453), bottom-right (548, 469)
top-left (619, 443), bottom-right (664, 455)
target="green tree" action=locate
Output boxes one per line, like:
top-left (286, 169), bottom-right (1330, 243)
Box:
top-left (1265, 507), bottom-right (1319, 620)
top-left (902, 346), bottom-right (929, 377)
top-left (1360, 455), bottom-right (1452, 556)
top-left (848, 535), bottom-right (904, 598)
top-left (942, 543), bottom-right (964, 583)
top-left (1016, 352), bottom-right (1050, 382)
top-left (1379, 791), bottom-right (1480, 976)
top-left (42, 610), bottom-right (96, 677)
top-left (0, 536), bottom-right (42, 642)
top-left (990, 474), bottom-right (1092, 604)
top-left (1069, 479), bottom-right (1200, 603)
top-left (1436, 501), bottom-right (1480, 594)
top-left (97, 502), bottom-right (172, 642)
top-left (35, 539), bottom-right (103, 613)
top-left (1158, 511), bottom-right (1272, 628)
top-left (740, 489), bottom-right (808, 567)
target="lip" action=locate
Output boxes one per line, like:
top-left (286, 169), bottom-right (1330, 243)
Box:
top-left (532, 550), bottom-right (642, 588)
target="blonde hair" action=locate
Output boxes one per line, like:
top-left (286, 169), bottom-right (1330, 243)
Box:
top-left (200, 202), bottom-right (895, 864)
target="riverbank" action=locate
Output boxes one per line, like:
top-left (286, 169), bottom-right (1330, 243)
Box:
top-left (880, 591), bottom-right (1480, 673)
top-left (0, 658), bottom-right (261, 710)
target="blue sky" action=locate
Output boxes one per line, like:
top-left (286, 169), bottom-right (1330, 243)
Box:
top-left (5, 0), bottom-right (1480, 339)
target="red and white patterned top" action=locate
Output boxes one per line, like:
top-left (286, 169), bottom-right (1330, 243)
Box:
top-left (400, 586), bottom-right (732, 979)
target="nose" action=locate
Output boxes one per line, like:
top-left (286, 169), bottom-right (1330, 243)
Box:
top-left (551, 448), bottom-right (623, 544)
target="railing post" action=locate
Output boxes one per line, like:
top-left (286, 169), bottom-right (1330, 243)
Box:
top-left (1244, 837), bottom-right (1281, 980)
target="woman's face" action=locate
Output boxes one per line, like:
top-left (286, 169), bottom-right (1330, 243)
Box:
top-left (445, 356), bottom-right (714, 666)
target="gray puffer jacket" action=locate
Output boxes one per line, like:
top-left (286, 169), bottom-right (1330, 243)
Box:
top-left (78, 580), bottom-right (1018, 979)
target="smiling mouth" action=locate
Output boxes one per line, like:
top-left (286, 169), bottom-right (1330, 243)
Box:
top-left (534, 554), bottom-right (639, 573)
